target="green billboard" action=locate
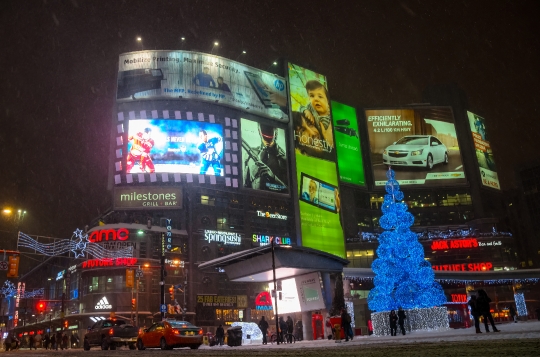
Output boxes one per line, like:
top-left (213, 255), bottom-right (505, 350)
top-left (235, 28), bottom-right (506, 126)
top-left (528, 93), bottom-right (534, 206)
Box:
top-left (288, 62), bottom-right (345, 259)
top-left (331, 101), bottom-right (365, 186)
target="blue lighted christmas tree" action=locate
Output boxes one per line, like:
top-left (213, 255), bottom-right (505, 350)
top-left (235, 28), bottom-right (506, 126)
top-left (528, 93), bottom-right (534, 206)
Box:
top-left (368, 168), bottom-right (446, 312)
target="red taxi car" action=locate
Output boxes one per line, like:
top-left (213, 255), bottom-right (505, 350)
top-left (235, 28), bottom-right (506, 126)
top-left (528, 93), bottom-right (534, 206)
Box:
top-left (137, 320), bottom-right (203, 350)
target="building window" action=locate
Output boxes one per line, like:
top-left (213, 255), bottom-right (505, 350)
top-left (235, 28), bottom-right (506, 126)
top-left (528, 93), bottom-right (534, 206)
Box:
top-left (201, 195), bottom-right (216, 206)
top-left (346, 249), bottom-right (374, 268)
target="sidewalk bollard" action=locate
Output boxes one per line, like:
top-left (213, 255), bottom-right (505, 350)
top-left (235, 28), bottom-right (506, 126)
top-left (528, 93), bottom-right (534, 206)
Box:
top-left (203, 335), bottom-right (209, 345)
top-left (334, 324), bottom-right (341, 343)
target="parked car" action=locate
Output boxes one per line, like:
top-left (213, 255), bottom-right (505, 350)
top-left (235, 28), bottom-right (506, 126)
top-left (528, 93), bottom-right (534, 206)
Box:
top-left (383, 135), bottom-right (448, 170)
top-left (83, 318), bottom-right (138, 351)
top-left (137, 320), bottom-right (203, 350)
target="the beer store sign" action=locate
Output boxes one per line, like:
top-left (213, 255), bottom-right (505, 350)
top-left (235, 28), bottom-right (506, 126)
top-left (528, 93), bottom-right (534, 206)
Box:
top-left (113, 186), bottom-right (183, 210)
top-left (204, 230), bottom-right (242, 245)
top-left (256, 210), bottom-right (287, 220)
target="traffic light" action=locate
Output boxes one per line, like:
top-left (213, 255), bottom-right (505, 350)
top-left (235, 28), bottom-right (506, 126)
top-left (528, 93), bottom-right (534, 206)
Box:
top-left (169, 286), bottom-right (174, 301)
top-left (7, 255), bottom-right (20, 278)
top-left (126, 269), bottom-right (134, 288)
top-left (131, 298), bottom-right (136, 311)
top-left (37, 301), bottom-right (45, 313)
top-left (64, 320), bottom-right (68, 328)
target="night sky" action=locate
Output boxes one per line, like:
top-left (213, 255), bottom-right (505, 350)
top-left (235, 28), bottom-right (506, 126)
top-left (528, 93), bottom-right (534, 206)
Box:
top-left (1, 0), bottom-right (539, 240)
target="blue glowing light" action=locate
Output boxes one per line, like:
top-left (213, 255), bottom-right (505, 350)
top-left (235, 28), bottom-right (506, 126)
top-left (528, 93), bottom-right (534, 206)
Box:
top-left (368, 168), bottom-right (446, 312)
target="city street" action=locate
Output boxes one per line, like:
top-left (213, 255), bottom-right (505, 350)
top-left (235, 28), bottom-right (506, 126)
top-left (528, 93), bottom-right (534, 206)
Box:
top-left (4, 320), bottom-right (540, 356)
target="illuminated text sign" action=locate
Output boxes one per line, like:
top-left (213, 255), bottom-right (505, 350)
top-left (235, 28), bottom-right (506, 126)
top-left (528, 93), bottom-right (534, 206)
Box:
top-left (114, 187), bottom-right (182, 210)
top-left (256, 211), bottom-right (287, 220)
top-left (252, 235), bottom-right (291, 246)
top-left (451, 294), bottom-right (468, 303)
top-left (204, 230), bottom-right (241, 245)
top-left (478, 241), bottom-right (502, 247)
top-left (82, 258), bottom-right (138, 269)
top-left (88, 228), bottom-right (129, 243)
top-left (432, 262), bottom-right (493, 271)
top-left (431, 238), bottom-right (478, 250)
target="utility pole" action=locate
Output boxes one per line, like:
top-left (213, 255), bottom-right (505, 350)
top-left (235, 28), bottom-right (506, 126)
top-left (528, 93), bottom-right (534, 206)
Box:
top-left (136, 266), bottom-right (140, 325)
top-left (271, 238), bottom-right (280, 345)
top-left (160, 233), bottom-right (165, 321)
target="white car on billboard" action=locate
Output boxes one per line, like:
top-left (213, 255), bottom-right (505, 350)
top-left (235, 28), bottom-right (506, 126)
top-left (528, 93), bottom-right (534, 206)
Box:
top-left (382, 135), bottom-right (448, 170)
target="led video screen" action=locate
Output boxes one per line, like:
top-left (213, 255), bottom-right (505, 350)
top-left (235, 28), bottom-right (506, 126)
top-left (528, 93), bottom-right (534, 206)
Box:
top-left (365, 107), bottom-right (466, 187)
top-left (467, 111), bottom-right (500, 190)
top-left (241, 118), bottom-right (289, 194)
top-left (126, 119), bottom-right (224, 175)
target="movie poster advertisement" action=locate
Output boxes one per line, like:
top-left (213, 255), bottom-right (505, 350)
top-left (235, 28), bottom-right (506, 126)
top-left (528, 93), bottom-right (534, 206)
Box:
top-left (365, 107), bottom-right (466, 187)
top-left (241, 118), bottom-right (289, 194)
top-left (288, 62), bottom-right (344, 259)
top-left (467, 111), bottom-right (500, 190)
top-left (331, 101), bottom-right (365, 186)
top-left (126, 119), bottom-right (224, 175)
top-left (117, 51), bottom-right (289, 122)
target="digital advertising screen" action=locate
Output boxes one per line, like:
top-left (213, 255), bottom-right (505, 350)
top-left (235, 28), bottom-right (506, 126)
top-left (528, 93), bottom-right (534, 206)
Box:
top-left (467, 111), bottom-right (500, 190)
top-left (288, 62), bottom-right (344, 259)
top-left (241, 118), bottom-right (289, 194)
top-left (331, 101), bottom-right (365, 186)
top-left (117, 51), bottom-right (289, 122)
top-left (126, 119), bottom-right (224, 175)
top-left (365, 107), bottom-right (466, 187)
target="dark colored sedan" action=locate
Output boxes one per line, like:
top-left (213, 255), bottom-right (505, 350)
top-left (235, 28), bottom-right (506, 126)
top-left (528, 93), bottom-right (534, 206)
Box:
top-left (137, 320), bottom-right (203, 350)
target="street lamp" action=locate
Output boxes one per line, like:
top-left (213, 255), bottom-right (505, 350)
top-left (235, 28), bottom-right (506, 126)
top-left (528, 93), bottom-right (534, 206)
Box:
top-left (271, 238), bottom-right (280, 345)
top-left (137, 37), bottom-right (143, 50)
top-left (211, 41), bottom-right (219, 55)
top-left (235, 50), bottom-right (247, 61)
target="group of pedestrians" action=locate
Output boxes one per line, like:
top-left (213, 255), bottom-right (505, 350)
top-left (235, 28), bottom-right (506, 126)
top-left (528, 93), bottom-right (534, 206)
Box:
top-left (389, 307), bottom-right (407, 336)
top-left (468, 289), bottom-right (501, 333)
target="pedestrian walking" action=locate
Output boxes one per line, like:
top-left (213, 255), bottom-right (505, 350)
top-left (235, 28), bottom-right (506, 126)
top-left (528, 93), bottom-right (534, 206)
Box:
top-left (509, 305), bottom-right (518, 323)
top-left (62, 333), bottom-right (69, 350)
top-left (389, 310), bottom-right (398, 336)
top-left (340, 308), bottom-right (352, 341)
top-left (50, 334), bottom-right (56, 350)
top-left (44, 334), bottom-right (50, 349)
top-left (215, 324), bottom-right (224, 346)
top-left (468, 295), bottom-right (482, 333)
top-left (278, 316), bottom-right (287, 343)
top-left (325, 315), bottom-right (333, 340)
top-left (397, 307), bottom-right (407, 335)
top-left (477, 289), bottom-right (500, 332)
top-left (286, 316), bottom-right (294, 343)
top-left (34, 333), bottom-right (42, 349)
top-left (29, 334), bottom-right (36, 350)
top-left (258, 316), bottom-right (269, 344)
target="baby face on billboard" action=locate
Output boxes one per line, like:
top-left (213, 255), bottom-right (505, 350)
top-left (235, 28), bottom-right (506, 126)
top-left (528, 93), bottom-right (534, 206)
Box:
top-left (308, 87), bottom-right (330, 116)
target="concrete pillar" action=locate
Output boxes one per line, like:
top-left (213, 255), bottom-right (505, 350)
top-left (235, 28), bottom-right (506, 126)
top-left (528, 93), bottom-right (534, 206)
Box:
top-left (302, 311), bottom-right (313, 341)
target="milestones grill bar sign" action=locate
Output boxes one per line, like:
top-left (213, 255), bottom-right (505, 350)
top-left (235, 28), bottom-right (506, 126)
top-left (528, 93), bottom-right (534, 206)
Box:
top-left (113, 187), bottom-right (183, 210)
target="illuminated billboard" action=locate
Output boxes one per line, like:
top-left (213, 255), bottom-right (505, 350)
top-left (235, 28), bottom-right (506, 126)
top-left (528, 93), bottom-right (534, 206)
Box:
top-left (268, 272), bottom-right (325, 314)
top-left (331, 101), bottom-right (365, 186)
top-left (467, 111), bottom-right (500, 190)
top-left (288, 62), bottom-right (344, 258)
top-left (117, 51), bottom-right (289, 122)
top-left (365, 107), bottom-right (466, 187)
top-left (126, 119), bottom-right (223, 175)
top-left (241, 118), bottom-right (289, 194)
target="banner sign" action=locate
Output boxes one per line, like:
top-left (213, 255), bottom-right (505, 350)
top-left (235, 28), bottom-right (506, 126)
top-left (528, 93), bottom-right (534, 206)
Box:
top-left (114, 186), bottom-right (182, 209)
top-left (467, 111), bottom-right (500, 190)
top-left (117, 51), bottom-right (289, 122)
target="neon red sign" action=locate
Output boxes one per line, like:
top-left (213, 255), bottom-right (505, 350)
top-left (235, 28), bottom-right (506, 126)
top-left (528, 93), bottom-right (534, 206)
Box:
top-left (82, 258), bottom-right (138, 269)
top-left (88, 228), bottom-right (129, 243)
top-left (431, 238), bottom-right (478, 250)
top-left (255, 291), bottom-right (273, 311)
top-left (432, 262), bottom-right (493, 271)
top-left (451, 294), bottom-right (468, 303)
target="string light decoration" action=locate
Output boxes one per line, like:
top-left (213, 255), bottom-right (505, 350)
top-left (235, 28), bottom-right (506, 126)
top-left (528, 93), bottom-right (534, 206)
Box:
top-left (0, 280), bottom-right (17, 298)
top-left (347, 277), bottom-right (540, 286)
top-left (368, 168), bottom-right (446, 312)
top-left (348, 227), bottom-right (512, 243)
top-left (371, 307), bottom-right (449, 336)
top-left (20, 288), bottom-right (44, 299)
top-left (345, 301), bottom-right (355, 328)
top-left (514, 292), bottom-right (528, 317)
top-left (18, 229), bottom-right (133, 259)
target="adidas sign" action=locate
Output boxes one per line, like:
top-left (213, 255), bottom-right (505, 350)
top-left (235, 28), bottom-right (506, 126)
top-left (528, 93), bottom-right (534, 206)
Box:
top-left (95, 297), bottom-right (112, 310)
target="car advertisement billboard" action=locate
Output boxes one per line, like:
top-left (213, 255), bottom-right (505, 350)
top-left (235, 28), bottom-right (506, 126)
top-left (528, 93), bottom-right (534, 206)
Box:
top-left (288, 62), bottom-right (344, 259)
top-left (241, 118), bottom-right (289, 194)
top-left (126, 119), bottom-right (223, 175)
top-left (117, 51), bottom-right (289, 122)
top-left (365, 107), bottom-right (466, 187)
top-left (331, 101), bottom-right (365, 186)
top-left (467, 111), bottom-right (500, 190)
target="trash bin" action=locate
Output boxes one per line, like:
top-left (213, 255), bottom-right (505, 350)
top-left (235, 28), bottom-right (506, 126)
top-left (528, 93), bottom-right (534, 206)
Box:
top-left (227, 326), bottom-right (243, 347)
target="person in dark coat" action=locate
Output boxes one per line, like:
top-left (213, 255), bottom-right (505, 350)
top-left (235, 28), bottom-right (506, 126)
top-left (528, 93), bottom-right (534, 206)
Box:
top-left (44, 334), bottom-right (50, 350)
top-left (389, 310), bottom-right (398, 336)
top-left (509, 305), bottom-right (517, 323)
top-left (340, 309), bottom-right (352, 341)
top-left (215, 324), bottom-right (224, 346)
top-left (468, 295), bottom-right (482, 333)
top-left (50, 334), bottom-right (56, 350)
top-left (477, 289), bottom-right (500, 332)
top-left (397, 307), bottom-right (407, 335)
top-left (29, 334), bottom-right (36, 350)
top-left (278, 316), bottom-right (288, 343)
top-left (258, 316), bottom-right (269, 344)
top-left (286, 316), bottom-right (294, 343)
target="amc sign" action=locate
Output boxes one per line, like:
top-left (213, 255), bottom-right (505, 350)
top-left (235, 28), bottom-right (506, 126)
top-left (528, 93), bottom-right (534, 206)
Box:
top-left (89, 228), bottom-right (129, 243)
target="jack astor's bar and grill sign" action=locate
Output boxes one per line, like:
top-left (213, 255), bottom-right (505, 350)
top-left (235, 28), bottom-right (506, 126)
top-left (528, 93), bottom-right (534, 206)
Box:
top-left (113, 186), bottom-right (183, 209)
